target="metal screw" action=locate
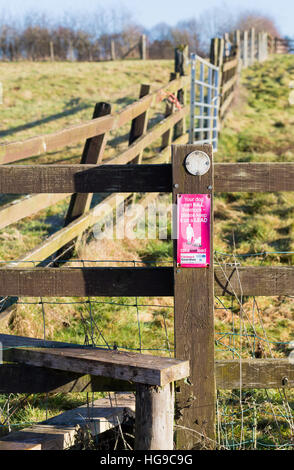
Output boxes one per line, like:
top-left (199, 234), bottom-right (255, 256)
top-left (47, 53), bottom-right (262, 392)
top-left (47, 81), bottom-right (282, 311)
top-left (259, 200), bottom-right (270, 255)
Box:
top-left (174, 184), bottom-right (179, 188)
top-left (207, 185), bottom-right (213, 190)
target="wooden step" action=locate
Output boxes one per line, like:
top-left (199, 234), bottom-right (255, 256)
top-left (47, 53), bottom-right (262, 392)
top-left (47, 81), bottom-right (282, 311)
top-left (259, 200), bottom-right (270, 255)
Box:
top-left (0, 394), bottom-right (135, 451)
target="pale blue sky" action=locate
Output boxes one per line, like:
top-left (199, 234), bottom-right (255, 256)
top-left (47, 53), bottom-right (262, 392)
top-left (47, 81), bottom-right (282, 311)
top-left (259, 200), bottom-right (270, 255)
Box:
top-left (1, 0), bottom-right (293, 36)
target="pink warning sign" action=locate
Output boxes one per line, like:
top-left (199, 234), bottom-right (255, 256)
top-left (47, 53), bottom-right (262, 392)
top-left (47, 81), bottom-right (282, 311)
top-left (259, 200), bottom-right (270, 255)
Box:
top-left (177, 194), bottom-right (211, 268)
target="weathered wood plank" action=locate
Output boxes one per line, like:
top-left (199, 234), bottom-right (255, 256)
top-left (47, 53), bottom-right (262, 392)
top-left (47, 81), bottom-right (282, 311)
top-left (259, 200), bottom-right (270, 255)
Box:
top-left (0, 364), bottom-right (136, 393)
top-left (2, 359), bottom-right (294, 393)
top-left (222, 57), bottom-right (238, 72)
top-left (0, 193), bottom-right (70, 231)
top-left (220, 91), bottom-right (234, 117)
top-left (161, 73), bottom-right (177, 151)
top-left (216, 359), bottom-right (294, 389)
top-left (1, 266), bottom-right (294, 297)
top-left (222, 74), bottom-right (237, 95)
top-left (2, 162), bottom-right (294, 195)
top-left (0, 77), bottom-right (189, 163)
top-left (0, 267), bottom-right (174, 297)
top-left (5, 193), bottom-right (131, 269)
top-left (0, 135), bottom-right (187, 230)
top-left (0, 394), bottom-right (135, 450)
top-left (0, 164), bottom-right (172, 193)
top-left (173, 144), bottom-right (215, 449)
top-left (214, 162), bottom-right (294, 192)
top-left (4, 347), bottom-right (189, 386)
top-left (214, 265), bottom-right (294, 296)
top-left (0, 114), bottom-right (115, 164)
top-left (129, 84), bottom-right (150, 164)
top-left (174, 47), bottom-right (188, 140)
top-left (0, 332), bottom-right (101, 349)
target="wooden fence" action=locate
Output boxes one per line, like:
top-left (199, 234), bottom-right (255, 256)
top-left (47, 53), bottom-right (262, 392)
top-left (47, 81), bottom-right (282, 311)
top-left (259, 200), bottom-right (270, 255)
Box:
top-left (0, 63), bottom-right (189, 276)
top-left (210, 28), bottom-right (279, 122)
top-left (1, 144), bottom-right (294, 450)
top-left (0, 45), bottom-right (294, 451)
top-left (274, 37), bottom-right (294, 54)
top-left (0, 53), bottom-right (190, 450)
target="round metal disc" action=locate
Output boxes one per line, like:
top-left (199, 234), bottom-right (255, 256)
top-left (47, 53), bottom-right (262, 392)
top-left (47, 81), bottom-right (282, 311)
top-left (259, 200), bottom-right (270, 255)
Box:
top-left (184, 150), bottom-right (211, 176)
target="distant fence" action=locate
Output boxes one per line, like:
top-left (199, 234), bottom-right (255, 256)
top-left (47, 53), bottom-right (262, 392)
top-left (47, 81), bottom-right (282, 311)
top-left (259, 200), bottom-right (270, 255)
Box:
top-left (274, 37), bottom-right (294, 54)
top-left (207, 28), bottom-right (288, 125)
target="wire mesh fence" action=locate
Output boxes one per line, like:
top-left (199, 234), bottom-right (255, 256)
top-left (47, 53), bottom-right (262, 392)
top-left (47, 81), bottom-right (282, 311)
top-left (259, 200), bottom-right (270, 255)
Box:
top-left (0, 252), bottom-right (293, 449)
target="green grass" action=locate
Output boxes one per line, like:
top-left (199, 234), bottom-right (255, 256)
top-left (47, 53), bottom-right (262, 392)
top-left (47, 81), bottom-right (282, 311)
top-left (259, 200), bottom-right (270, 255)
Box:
top-left (0, 60), bottom-right (172, 143)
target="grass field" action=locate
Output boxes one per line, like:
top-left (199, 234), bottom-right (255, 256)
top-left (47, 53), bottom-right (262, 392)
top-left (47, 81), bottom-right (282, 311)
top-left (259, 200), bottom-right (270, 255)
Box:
top-left (1, 56), bottom-right (294, 449)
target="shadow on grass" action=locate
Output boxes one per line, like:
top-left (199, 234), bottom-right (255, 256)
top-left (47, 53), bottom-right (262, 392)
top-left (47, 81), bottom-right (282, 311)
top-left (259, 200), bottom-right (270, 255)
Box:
top-left (0, 102), bottom-right (92, 139)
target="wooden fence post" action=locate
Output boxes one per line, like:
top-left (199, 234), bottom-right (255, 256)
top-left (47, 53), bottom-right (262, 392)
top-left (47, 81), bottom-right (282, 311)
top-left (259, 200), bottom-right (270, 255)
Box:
top-left (161, 72), bottom-right (177, 152)
top-left (210, 38), bottom-right (218, 66)
top-left (250, 28), bottom-right (255, 65)
top-left (174, 45), bottom-right (188, 139)
top-left (128, 84), bottom-right (151, 164)
top-left (257, 32), bottom-right (263, 62)
top-left (49, 41), bottom-right (54, 62)
top-left (210, 37), bottom-right (224, 69)
top-left (175, 44), bottom-right (188, 76)
top-left (111, 40), bottom-right (116, 61)
top-left (60, 102), bottom-right (111, 256)
top-left (224, 32), bottom-right (230, 57)
top-left (127, 84), bottom-right (150, 207)
top-left (263, 32), bottom-right (268, 60)
top-left (233, 30), bottom-right (241, 72)
top-left (243, 30), bottom-right (248, 68)
top-left (140, 34), bottom-right (147, 60)
top-left (135, 383), bottom-right (174, 450)
top-left (173, 143), bottom-right (215, 450)
top-left (216, 39), bottom-right (225, 116)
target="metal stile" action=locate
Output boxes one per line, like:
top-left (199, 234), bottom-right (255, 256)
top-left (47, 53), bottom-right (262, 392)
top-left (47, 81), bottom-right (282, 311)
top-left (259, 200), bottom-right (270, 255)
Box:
top-left (189, 54), bottom-right (220, 151)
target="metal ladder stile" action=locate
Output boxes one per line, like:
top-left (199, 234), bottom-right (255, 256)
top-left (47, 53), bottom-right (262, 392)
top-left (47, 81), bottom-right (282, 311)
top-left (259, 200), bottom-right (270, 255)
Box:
top-left (189, 53), bottom-right (220, 151)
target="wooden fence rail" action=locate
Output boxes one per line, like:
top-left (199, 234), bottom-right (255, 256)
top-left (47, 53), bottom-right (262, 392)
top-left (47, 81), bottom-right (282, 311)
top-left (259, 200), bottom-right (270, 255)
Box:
top-left (0, 76), bottom-right (189, 164)
top-left (1, 161), bottom-right (294, 194)
top-left (1, 335), bottom-right (293, 393)
top-left (1, 265), bottom-right (294, 297)
top-left (1, 360), bottom-right (293, 393)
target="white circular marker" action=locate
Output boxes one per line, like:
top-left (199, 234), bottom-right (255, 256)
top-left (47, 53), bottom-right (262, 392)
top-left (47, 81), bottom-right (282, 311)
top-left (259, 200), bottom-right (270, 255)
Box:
top-left (184, 151), bottom-right (211, 176)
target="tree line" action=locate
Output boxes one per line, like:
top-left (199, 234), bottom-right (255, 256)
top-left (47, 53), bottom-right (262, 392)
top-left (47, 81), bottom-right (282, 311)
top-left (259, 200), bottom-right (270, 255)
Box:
top-left (0, 6), bottom-right (281, 61)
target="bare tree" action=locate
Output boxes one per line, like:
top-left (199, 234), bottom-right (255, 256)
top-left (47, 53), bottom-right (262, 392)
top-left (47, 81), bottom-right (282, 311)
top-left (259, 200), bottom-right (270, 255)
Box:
top-left (236, 11), bottom-right (281, 37)
top-left (0, 4), bottom-right (282, 62)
